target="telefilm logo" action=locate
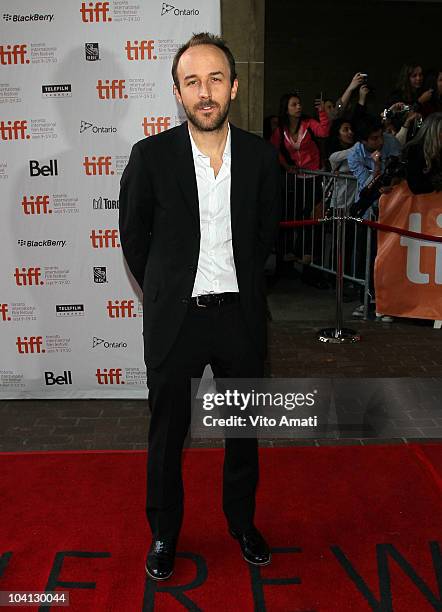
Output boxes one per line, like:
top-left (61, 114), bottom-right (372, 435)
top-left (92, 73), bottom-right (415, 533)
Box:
top-left (14, 267), bottom-right (44, 286)
top-left (0, 44), bottom-right (29, 65)
top-left (21, 195), bottom-right (52, 215)
top-left (93, 196), bottom-right (119, 210)
top-left (0, 120), bottom-right (30, 141)
top-left (83, 156), bottom-right (114, 176)
top-left (16, 336), bottom-right (45, 354)
top-left (125, 40), bottom-right (157, 61)
top-left (0, 304), bottom-right (11, 322)
top-left (45, 371), bottom-right (73, 385)
top-left (90, 229), bottom-right (119, 248)
top-left (161, 3), bottom-right (200, 16)
top-left (2, 13), bottom-right (54, 23)
top-left (142, 116), bottom-right (171, 137)
top-left (42, 84), bottom-right (72, 98)
top-left (80, 120), bottom-right (117, 134)
top-left (85, 43), bottom-right (100, 61)
top-left (80, 2), bottom-right (112, 22)
top-left (107, 299), bottom-right (137, 318)
top-left (93, 266), bottom-right (107, 283)
top-left (56, 304), bottom-right (85, 317)
top-left (96, 368), bottom-right (124, 384)
top-left (96, 79), bottom-right (127, 100)
top-left (92, 337), bottom-right (128, 349)
top-left (29, 159), bottom-right (58, 177)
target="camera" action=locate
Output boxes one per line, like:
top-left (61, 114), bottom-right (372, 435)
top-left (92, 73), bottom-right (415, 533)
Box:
top-left (382, 103), bottom-right (418, 121)
top-left (349, 156), bottom-right (406, 217)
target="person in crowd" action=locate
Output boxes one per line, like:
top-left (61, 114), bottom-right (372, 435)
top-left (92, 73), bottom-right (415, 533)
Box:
top-left (403, 111), bottom-right (442, 194)
top-left (270, 92), bottom-right (330, 278)
top-left (387, 63), bottom-right (432, 139)
top-left (420, 70), bottom-right (442, 117)
top-left (327, 72), bottom-right (370, 120)
top-left (382, 103), bottom-right (422, 146)
top-left (327, 118), bottom-right (356, 209)
top-left (263, 114), bottom-right (278, 140)
top-left (348, 115), bottom-right (402, 323)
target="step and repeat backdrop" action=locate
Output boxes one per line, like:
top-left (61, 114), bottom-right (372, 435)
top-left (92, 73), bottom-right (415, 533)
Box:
top-left (0, 0), bottom-right (220, 398)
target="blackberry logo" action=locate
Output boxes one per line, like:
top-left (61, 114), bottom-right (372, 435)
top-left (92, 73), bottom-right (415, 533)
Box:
top-left (3, 14), bottom-right (11, 21)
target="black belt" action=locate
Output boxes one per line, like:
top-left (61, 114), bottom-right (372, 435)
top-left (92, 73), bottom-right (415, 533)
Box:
top-left (190, 292), bottom-right (240, 308)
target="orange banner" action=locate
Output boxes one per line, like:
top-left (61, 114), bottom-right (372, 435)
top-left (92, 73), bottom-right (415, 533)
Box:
top-left (375, 181), bottom-right (442, 320)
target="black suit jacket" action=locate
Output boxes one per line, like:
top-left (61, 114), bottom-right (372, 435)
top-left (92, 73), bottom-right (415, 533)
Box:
top-left (119, 121), bottom-right (280, 368)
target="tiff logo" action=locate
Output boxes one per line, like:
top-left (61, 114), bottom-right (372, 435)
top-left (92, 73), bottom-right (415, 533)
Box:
top-left (83, 156), bottom-right (114, 176)
top-left (80, 2), bottom-right (111, 22)
top-left (125, 40), bottom-right (156, 60)
top-left (96, 79), bottom-right (127, 100)
top-left (142, 116), bottom-right (171, 137)
top-left (16, 336), bottom-right (45, 354)
top-left (90, 229), bottom-right (119, 248)
top-left (21, 195), bottom-right (52, 215)
top-left (96, 367), bottom-right (124, 384)
top-left (400, 213), bottom-right (442, 284)
top-left (107, 299), bottom-right (136, 318)
top-left (0, 304), bottom-right (11, 321)
top-left (14, 267), bottom-right (43, 286)
top-left (0, 44), bottom-right (29, 65)
top-left (0, 120), bottom-right (29, 141)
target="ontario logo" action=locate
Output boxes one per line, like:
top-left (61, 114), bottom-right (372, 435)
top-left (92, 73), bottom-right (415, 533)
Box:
top-left (161, 2), bottom-right (200, 16)
top-left (80, 120), bottom-right (117, 134)
top-left (92, 337), bottom-right (128, 349)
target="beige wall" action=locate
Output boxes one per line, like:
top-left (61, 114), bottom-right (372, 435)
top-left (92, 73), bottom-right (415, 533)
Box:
top-left (221, 0), bottom-right (265, 135)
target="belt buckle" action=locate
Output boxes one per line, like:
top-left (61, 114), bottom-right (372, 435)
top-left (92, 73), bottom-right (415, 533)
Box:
top-left (196, 295), bottom-right (208, 308)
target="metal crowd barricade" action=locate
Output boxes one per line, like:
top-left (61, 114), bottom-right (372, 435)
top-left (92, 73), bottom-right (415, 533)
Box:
top-left (281, 168), bottom-right (373, 319)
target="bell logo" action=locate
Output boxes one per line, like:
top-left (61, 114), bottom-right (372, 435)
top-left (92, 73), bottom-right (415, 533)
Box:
top-left (90, 229), bottom-right (120, 248)
top-left (29, 159), bottom-right (58, 177)
top-left (0, 120), bottom-right (30, 141)
top-left (21, 195), bottom-right (52, 215)
top-left (45, 371), bottom-right (73, 385)
top-left (400, 213), bottom-right (442, 284)
top-left (0, 44), bottom-right (29, 65)
top-left (107, 299), bottom-right (136, 318)
top-left (83, 156), bottom-right (114, 176)
top-left (14, 267), bottom-right (43, 286)
top-left (142, 116), bottom-right (171, 137)
top-left (0, 304), bottom-right (11, 322)
top-left (80, 2), bottom-right (111, 22)
top-left (125, 40), bottom-right (156, 61)
top-left (96, 79), bottom-right (127, 100)
top-left (16, 336), bottom-right (45, 354)
top-left (96, 368), bottom-right (124, 384)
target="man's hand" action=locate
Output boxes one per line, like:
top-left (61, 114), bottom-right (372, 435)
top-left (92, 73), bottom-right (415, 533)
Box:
top-left (314, 99), bottom-right (325, 113)
top-left (404, 111), bottom-right (421, 128)
top-left (370, 150), bottom-right (382, 164)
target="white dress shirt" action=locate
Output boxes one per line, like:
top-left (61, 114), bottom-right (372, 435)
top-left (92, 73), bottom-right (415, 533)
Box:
top-left (189, 125), bottom-right (239, 297)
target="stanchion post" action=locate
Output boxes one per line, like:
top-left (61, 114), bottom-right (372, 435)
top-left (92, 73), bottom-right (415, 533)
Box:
top-left (318, 209), bottom-right (360, 343)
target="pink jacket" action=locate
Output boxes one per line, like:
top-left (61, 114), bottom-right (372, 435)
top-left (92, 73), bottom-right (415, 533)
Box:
top-left (270, 111), bottom-right (330, 170)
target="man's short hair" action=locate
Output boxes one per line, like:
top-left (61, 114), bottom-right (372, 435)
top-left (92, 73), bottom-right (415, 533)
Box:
top-left (355, 115), bottom-right (383, 142)
top-left (172, 32), bottom-right (237, 91)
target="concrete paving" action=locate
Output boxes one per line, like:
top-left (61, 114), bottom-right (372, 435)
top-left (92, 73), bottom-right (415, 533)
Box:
top-left (1, 274), bottom-right (441, 452)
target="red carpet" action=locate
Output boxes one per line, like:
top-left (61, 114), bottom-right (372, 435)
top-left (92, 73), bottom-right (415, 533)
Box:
top-left (1, 445), bottom-right (442, 611)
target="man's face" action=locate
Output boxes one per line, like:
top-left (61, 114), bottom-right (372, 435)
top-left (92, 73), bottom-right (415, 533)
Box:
top-left (174, 44), bottom-right (238, 132)
top-left (363, 129), bottom-right (384, 152)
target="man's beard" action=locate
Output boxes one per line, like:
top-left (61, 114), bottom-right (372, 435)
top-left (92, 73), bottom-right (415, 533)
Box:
top-left (182, 97), bottom-right (230, 132)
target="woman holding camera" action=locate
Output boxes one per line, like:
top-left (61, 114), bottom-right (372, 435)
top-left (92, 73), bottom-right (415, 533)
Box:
top-left (403, 112), bottom-right (442, 194)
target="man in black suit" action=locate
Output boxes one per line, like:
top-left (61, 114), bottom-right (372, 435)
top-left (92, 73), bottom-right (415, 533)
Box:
top-left (119, 32), bottom-right (280, 580)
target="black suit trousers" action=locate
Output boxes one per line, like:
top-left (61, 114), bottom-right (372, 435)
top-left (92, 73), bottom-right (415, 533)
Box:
top-left (145, 300), bottom-right (264, 539)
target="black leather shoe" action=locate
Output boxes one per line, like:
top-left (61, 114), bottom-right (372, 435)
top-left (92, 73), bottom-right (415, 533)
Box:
top-left (145, 538), bottom-right (177, 580)
top-left (229, 526), bottom-right (271, 566)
